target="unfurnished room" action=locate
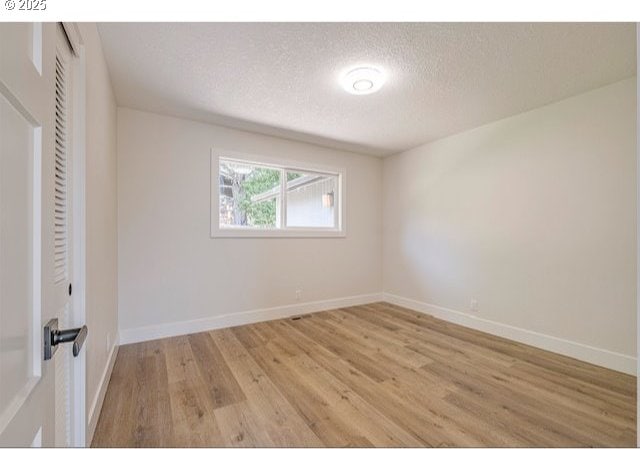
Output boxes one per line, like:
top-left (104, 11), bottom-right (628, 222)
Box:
top-left (0, 7), bottom-right (639, 449)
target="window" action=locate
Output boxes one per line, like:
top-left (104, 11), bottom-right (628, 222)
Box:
top-left (212, 151), bottom-right (345, 237)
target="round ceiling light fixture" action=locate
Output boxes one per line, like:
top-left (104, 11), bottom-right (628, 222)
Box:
top-left (340, 66), bottom-right (385, 95)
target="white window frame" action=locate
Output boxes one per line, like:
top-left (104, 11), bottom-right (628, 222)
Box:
top-left (211, 149), bottom-right (346, 238)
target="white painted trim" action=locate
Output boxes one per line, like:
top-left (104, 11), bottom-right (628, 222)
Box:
top-left (70, 31), bottom-right (87, 448)
top-left (383, 292), bottom-right (637, 375)
top-left (117, 290), bottom-right (634, 381)
top-left (212, 227), bottom-right (347, 239)
top-left (86, 337), bottom-right (119, 446)
top-left (119, 293), bottom-right (381, 345)
top-left (636, 23), bottom-right (639, 447)
top-left (61, 23), bottom-right (81, 57)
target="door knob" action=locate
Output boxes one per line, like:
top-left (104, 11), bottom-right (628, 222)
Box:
top-left (44, 318), bottom-right (88, 360)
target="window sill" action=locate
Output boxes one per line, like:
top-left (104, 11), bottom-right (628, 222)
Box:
top-left (211, 228), bottom-right (346, 238)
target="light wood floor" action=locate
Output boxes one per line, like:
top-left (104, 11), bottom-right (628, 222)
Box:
top-left (92, 302), bottom-right (636, 447)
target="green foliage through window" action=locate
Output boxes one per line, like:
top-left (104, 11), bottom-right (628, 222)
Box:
top-left (238, 168), bottom-right (280, 226)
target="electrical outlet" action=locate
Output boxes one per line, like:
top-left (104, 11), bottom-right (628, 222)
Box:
top-left (295, 288), bottom-right (303, 300)
top-left (470, 299), bottom-right (479, 312)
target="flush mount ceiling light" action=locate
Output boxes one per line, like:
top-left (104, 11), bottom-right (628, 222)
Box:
top-left (340, 66), bottom-right (385, 95)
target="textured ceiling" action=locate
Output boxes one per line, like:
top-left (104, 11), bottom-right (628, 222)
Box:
top-left (97, 23), bottom-right (636, 157)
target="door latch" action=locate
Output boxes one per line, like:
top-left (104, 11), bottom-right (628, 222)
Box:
top-left (44, 318), bottom-right (88, 361)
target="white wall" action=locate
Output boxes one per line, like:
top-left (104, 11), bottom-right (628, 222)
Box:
top-left (77, 23), bottom-right (118, 442)
top-left (117, 108), bottom-right (382, 337)
top-left (383, 78), bottom-right (637, 369)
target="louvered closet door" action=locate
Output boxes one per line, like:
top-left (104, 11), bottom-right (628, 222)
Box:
top-left (54, 50), bottom-right (70, 286)
top-left (52, 24), bottom-right (74, 448)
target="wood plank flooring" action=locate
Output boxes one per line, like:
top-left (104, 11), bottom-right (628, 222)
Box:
top-left (92, 302), bottom-right (637, 447)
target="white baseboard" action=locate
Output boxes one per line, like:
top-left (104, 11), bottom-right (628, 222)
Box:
top-left (87, 336), bottom-right (119, 445)
top-left (119, 293), bottom-right (382, 345)
top-left (383, 292), bottom-right (636, 375)
top-left (116, 290), bottom-right (635, 375)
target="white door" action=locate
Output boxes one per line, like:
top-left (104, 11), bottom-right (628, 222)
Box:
top-left (0, 23), bottom-right (85, 447)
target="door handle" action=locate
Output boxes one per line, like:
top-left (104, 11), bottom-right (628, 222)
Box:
top-left (44, 318), bottom-right (88, 360)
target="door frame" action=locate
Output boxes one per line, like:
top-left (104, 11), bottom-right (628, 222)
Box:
top-left (63, 21), bottom-right (88, 448)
